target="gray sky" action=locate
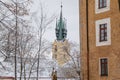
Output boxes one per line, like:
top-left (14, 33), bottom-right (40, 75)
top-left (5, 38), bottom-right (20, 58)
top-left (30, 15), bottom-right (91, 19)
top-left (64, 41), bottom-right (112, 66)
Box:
top-left (31, 0), bottom-right (79, 44)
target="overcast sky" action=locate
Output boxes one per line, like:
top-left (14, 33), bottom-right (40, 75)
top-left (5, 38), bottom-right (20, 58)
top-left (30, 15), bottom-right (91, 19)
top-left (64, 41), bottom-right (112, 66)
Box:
top-left (31, 0), bottom-right (79, 44)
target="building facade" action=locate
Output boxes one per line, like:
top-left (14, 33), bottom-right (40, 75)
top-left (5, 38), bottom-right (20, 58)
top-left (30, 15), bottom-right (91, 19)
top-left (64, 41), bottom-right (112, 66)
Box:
top-left (80, 0), bottom-right (120, 80)
top-left (52, 5), bottom-right (70, 66)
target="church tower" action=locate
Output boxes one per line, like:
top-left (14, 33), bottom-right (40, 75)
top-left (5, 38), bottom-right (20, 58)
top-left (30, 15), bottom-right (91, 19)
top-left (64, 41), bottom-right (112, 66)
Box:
top-left (52, 4), bottom-right (70, 66)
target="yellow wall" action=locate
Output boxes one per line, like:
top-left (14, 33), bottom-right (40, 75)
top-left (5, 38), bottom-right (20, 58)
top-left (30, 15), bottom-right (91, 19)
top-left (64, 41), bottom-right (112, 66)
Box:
top-left (52, 40), bottom-right (70, 66)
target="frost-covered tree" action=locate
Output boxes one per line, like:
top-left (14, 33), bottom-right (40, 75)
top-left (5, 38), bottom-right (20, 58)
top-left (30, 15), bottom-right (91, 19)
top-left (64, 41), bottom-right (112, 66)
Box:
top-left (61, 42), bottom-right (80, 79)
top-left (31, 3), bottom-right (56, 80)
top-left (0, 0), bottom-right (32, 79)
top-left (0, 0), bottom-right (56, 80)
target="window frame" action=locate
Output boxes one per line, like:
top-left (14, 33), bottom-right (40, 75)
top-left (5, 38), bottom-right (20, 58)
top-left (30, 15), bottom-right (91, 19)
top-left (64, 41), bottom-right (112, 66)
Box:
top-left (96, 18), bottom-right (111, 46)
top-left (99, 0), bottom-right (107, 9)
top-left (100, 58), bottom-right (108, 76)
top-left (99, 23), bottom-right (107, 42)
top-left (95, 0), bottom-right (110, 14)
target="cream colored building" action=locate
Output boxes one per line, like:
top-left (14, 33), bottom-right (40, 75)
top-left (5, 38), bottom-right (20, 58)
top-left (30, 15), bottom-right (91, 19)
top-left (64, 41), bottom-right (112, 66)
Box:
top-left (80, 0), bottom-right (120, 80)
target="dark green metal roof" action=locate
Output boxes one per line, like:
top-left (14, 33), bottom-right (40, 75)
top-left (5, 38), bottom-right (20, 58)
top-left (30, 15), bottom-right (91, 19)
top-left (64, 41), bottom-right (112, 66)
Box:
top-left (55, 4), bottom-right (67, 41)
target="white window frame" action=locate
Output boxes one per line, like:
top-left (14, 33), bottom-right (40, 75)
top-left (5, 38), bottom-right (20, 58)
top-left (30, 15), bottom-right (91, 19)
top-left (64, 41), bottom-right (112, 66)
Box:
top-left (96, 18), bottom-right (111, 46)
top-left (95, 0), bottom-right (110, 14)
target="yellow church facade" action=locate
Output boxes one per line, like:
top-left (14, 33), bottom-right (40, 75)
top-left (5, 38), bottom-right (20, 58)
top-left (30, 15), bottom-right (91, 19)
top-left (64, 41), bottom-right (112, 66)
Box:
top-left (80, 0), bottom-right (120, 80)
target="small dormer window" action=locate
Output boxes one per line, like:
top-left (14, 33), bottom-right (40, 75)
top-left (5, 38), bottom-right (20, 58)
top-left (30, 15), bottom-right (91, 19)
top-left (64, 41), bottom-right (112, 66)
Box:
top-left (99, 0), bottom-right (107, 9)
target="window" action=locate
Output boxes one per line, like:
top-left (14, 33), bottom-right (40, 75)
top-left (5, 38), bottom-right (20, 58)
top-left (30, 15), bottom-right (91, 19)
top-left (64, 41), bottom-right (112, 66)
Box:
top-left (55, 45), bottom-right (57, 52)
top-left (99, 23), bottom-right (107, 42)
top-left (95, 0), bottom-right (110, 13)
top-left (96, 18), bottom-right (111, 46)
top-left (100, 58), bottom-right (108, 76)
top-left (99, 0), bottom-right (107, 9)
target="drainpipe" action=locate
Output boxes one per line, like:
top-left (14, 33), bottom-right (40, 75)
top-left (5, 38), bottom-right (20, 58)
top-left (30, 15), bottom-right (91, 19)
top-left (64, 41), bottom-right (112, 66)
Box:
top-left (86, 0), bottom-right (89, 80)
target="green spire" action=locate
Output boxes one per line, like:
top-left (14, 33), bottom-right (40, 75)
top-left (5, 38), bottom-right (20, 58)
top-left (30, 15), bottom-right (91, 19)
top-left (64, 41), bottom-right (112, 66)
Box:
top-left (60, 4), bottom-right (63, 20)
top-left (55, 4), bottom-right (67, 41)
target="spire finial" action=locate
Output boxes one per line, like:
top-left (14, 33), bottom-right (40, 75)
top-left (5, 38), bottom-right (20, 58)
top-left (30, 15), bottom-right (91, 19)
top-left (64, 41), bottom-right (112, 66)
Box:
top-left (60, 1), bottom-right (63, 20)
top-left (61, 2), bottom-right (63, 8)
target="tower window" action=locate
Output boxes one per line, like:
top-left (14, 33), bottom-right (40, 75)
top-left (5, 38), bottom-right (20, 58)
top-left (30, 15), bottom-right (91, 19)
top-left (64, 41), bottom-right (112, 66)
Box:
top-left (100, 58), bottom-right (108, 76)
top-left (99, 23), bottom-right (107, 42)
top-left (55, 45), bottom-right (57, 52)
top-left (99, 0), bottom-right (107, 9)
